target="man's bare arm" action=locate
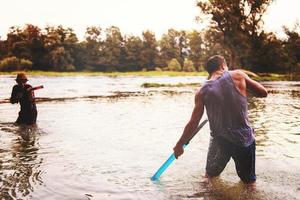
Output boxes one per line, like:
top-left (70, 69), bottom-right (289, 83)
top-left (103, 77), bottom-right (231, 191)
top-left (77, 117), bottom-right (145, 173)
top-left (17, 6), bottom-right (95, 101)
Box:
top-left (173, 90), bottom-right (204, 159)
top-left (239, 70), bottom-right (268, 97)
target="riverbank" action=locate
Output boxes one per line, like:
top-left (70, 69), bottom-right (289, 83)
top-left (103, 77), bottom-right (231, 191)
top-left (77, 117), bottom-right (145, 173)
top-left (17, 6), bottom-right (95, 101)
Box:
top-left (0, 70), bottom-right (299, 81)
top-left (253, 73), bottom-right (300, 81)
top-left (0, 70), bottom-right (207, 77)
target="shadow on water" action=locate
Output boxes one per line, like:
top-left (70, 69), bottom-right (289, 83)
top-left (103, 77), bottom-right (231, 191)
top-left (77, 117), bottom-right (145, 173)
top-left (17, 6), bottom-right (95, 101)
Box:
top-left (0, 123), bottom-right (43, 199)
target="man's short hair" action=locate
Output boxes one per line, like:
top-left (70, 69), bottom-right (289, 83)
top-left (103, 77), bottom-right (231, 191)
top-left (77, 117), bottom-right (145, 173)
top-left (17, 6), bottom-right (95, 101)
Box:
top-left (205, 55), bottom-right (226, 74)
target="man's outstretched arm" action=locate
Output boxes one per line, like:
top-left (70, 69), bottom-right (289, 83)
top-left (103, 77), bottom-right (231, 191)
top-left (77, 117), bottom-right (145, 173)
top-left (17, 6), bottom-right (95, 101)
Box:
top-left (238, 70), bottom-right (268, 97)
top-left (173, 90), bottom-right (204, 159)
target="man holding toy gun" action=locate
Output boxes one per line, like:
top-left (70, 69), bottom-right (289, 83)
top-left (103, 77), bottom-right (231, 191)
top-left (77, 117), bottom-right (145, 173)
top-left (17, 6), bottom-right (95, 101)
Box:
top-left (10, 73), bottom-right (43, 125)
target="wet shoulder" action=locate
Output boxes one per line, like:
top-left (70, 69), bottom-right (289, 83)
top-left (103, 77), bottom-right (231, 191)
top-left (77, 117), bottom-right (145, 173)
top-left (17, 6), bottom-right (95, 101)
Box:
top-left (228, 70), bottom-right (247, 98)
top-left (228, 70), bottom-right (245, 81)
top-left (200, 81), bottom-right (211, 93)
top-left (200, 80), bottom-right (216, 98)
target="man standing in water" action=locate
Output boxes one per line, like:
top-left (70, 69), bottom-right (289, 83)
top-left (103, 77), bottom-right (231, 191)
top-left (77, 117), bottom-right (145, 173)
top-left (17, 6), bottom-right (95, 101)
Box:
top-left (10, 73), bottom-right (38, 125)
top-left (173, 55), bottom-right (267, 184)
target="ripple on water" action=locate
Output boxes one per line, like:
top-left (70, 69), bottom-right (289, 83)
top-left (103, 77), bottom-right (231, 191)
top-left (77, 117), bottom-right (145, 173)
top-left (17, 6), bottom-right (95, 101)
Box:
top-left (0, 125), bottom-right (44, 199)
top-left (0, 78), bottom-right (300, 199)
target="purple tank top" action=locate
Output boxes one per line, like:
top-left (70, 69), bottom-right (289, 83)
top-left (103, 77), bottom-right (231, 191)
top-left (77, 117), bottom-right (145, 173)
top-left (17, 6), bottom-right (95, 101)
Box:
top-left (200, 71), bottom-right (254, 147)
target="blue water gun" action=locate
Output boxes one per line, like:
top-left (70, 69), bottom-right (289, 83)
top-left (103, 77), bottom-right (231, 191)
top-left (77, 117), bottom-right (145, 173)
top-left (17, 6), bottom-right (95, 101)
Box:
top-left (151, 119), bottom-right (208, 181)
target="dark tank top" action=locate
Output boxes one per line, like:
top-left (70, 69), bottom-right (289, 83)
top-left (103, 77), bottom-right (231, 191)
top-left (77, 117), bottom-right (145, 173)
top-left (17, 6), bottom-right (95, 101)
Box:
top-left (200, 71), bottom-right (254, 147)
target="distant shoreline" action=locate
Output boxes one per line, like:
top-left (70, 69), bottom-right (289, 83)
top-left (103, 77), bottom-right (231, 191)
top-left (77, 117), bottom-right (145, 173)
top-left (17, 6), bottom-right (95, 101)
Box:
top-left (0, 70), bottom-right (299, 81)
top-left (0, 70), bottom-right (208, 77)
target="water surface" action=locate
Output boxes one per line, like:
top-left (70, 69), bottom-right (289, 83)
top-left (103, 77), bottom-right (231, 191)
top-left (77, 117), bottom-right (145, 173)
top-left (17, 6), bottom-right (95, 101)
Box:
top-left (0, 75), bottom-right (299, 199)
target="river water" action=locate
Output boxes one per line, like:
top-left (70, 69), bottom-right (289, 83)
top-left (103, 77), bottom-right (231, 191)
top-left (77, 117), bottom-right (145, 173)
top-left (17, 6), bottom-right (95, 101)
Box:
top-left (0, 75), bottom-right (299, 200)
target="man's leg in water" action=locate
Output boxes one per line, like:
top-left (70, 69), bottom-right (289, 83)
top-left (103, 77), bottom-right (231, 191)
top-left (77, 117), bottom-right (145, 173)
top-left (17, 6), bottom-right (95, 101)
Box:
top-left (232, 141), bottom-right (256, 187)
top-left (16, 111), bottom-right (26, 124)
top-left (205, 137), bottom-right (231, 179)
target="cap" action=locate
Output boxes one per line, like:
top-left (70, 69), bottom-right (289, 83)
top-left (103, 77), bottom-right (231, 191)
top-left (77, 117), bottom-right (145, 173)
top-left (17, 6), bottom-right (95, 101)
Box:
top-left (15, 73), bottom-right (28, 81)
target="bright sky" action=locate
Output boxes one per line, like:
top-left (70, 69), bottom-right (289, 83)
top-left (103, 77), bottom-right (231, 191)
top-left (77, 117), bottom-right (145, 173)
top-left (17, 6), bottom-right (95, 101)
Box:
top-left (0, 0), bottom-right (299, 40)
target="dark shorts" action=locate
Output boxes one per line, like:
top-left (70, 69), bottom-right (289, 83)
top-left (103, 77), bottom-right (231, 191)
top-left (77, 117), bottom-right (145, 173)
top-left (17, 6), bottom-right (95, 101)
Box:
top-left (205, 137), bottom-right (256, 183)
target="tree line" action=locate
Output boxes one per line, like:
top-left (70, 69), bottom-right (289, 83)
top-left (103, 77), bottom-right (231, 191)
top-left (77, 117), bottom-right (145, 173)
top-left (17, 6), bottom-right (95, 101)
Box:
top-left (0, 25), bottom-right (208, 72)
top-left (0, 0), bottom-right (299, 73)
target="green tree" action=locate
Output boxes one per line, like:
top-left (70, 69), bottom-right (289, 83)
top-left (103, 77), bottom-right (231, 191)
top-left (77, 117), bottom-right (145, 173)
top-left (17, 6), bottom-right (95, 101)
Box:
top-left (177, 30), bottom-right (189, 69)
top-left (72, 42), bottom-right (88, 70)
top-left (124, 35), bottom-right (143, 70)
top-left (198, 0), bottom-right (273, 69)
top-left (44, 25), bottom-right (78, 71)
top-left (47, 47), bottom-right (75, 71)
top-left (5, 24), bottom-right (45, 69)
top-left (251, 33), bottom-right (289, 72)
top-left (6, 26), bottom-right (28, 59)
top-left (22, 24), bottom-right (46, 69)
top-left (83, 26), bottom-right (103, 68)
top-left (203, 28), bottom-right (231, 65)
top-left (99, 26), bottom-right (124, 71)
top-left (187, 30), bottom-right (204, 71)
top-left (0, 38), bottom-right (8, 60)
top-left (159, 29), bottom-right (180, 67)
top-left (159, 29), bottom-right (188, 69)
top-left (141, 30), bottom-right (159, 70)
top-left (284, 25), bottom-right (300, 72)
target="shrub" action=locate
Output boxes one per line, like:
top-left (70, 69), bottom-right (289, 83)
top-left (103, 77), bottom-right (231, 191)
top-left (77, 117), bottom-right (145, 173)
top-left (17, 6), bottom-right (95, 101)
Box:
top-left (0, 56), bottom-right (20, 71)
top-left (64, 64), bottom-right (76, 71)
top-left (0, 57), bottom-right (33, 71)
top-left (167, 58), bottom-right (181, 71)
top-left (154, 67), bottom-right (162, 71)
top-left (183, 59), bottom-right (196, 72)
top-left (20, 59), bottom-right (33, 70)
top-left (197, 65), bottom-right (205, 72)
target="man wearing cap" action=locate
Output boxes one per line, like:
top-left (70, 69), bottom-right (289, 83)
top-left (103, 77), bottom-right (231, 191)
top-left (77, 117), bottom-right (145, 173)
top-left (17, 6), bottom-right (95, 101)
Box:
top-left (10, 73), bottom-right (37, 125)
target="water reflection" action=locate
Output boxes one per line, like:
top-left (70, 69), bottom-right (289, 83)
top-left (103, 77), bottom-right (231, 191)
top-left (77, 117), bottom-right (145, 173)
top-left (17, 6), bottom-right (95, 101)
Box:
top-left (0, 76), bottom-right (300, 199)
top-left (183, 177), bottom-right (299, 200)
top-left (248, 96), bottom-right (269, 149)
top-left (248, 83), bottom-right (300, 160)
top-left (0, 124), bottom-right (43, 199)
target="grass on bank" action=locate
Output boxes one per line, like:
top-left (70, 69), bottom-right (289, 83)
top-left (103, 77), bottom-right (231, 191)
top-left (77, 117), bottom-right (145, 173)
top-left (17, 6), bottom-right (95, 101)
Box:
top-left (0, 70), bottom-right (208, 77)
top-left (252, 73), bottom-right (300, 81)
top-left (0, 70), bottom-right (299, 81)
top-left (141, 82), bottom-right (200, 88)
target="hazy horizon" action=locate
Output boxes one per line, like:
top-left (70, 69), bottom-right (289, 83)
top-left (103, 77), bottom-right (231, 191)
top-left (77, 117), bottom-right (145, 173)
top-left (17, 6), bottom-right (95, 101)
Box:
top-left (0, 0), bottom-right (299, 40)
